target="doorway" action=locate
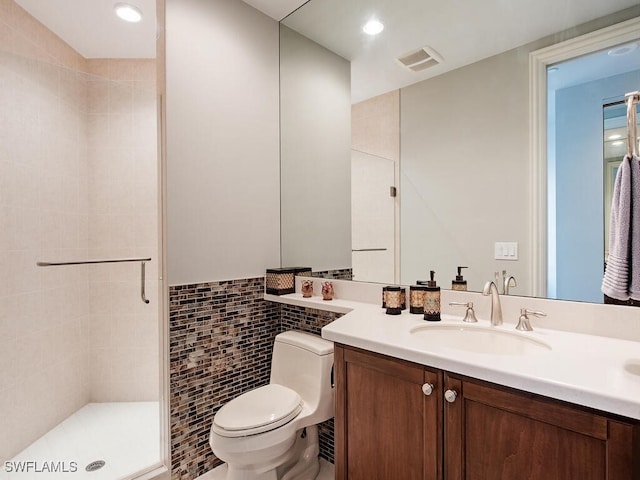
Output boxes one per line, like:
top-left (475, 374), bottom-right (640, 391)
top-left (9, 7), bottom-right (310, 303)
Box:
top-left (530, 16), bottom-right (640, 300)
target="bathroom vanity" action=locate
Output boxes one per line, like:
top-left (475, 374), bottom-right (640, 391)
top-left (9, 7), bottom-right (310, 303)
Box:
top-left (334, 344), bottom-right (637, 480)
top-left (266, 278), bottom-right (640, 479)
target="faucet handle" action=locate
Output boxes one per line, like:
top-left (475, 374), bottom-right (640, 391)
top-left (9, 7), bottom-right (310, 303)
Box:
top-left (516, 308), bottom-right (547, 331)
top-left (503, 275), bottom-right (517, 295)
top-left (449, 302), bottom-right (478, 323)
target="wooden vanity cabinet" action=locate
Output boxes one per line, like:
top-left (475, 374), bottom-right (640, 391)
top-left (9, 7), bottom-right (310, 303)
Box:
top-left (334, 344), bottom-right (443, 480)
top-left (444, 373), bottom-right (638, 480)
top-left (334, 344), bottom-right (639, 480)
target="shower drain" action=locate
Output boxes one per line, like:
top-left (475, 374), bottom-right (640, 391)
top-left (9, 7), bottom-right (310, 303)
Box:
top-left (85, 460), bottom-right (106, 472)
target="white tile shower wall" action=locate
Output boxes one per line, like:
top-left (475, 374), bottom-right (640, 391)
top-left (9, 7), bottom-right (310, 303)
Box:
top-left (0, 0), bottom-right (90, 461)
top-left (0, 0), bottom-right (159, 460)
top-left (85, 59), bottom-right (159, 402)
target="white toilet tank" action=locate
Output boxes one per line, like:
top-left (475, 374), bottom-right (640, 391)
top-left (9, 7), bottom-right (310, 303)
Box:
top-left (270, 331), bottom-right (334, 425)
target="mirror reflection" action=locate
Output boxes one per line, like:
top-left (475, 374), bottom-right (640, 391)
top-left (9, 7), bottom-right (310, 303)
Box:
top-left (280, 0), bottom-right (640, 303)
top-left (603, 102), bottom-right (640, 259)
top-left (547, 46), bottom-right (640, 303)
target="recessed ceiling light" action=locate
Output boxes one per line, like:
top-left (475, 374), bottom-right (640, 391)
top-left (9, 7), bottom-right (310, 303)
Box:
top-left (114, 3), bottom-right (143, 23)
top-left (608, 43), bottom-right (637, 57)
top-left (363, 19), bottom-right (384, 35)
top-left (612, 140), bottom-right (625, 146)
top-left (608, 134), bottom-right (622, 140)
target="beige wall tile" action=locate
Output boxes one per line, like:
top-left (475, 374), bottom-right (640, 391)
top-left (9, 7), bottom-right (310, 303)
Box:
top-left (109, 113), bottom-right (134, 147)
top-left (86, 113), bottom-right (110, 147)
top-left (133, 60), bottom-right (157, 83)
top-left (87, 80), bottom-right (109, 114)
top-left (134, 82), bottom-right (157, 109)
top-left (1, 1), bottom-right (159, 461)
top-left (352, 90), bottom-right (400, 162)
top-left (108, 59), bottom-right (136, 81)
top-left (85, 59), bottom-right (109, 78)
top-left (0, 0), bottom-right (14, 23)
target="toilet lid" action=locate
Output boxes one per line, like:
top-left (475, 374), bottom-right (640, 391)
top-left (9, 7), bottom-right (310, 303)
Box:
top-left (213, 384), bottom-right (303, 436)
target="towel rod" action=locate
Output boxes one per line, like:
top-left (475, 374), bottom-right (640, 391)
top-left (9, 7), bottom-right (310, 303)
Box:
top-left (37, 257), bottom-right (152, 304)
top-left (625, 91), bottom-right (639, 157)
top-left (37, 257), bottom-right (151, 266)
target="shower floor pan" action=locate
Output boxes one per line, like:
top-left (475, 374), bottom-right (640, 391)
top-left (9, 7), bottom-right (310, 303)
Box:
top-left (0, 402), bottom-right (160, 480)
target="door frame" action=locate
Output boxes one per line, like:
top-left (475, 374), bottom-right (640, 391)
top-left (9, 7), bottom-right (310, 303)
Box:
top-left (529, 16), bottom-right (640, 297)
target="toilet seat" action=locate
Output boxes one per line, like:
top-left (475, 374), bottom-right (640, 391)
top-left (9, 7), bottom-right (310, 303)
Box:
top-left (212, 384), bottom-right (303, 438)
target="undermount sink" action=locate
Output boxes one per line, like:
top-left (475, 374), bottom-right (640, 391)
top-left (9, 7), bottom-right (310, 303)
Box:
top-left (410, 324), bottom-right (552, 355)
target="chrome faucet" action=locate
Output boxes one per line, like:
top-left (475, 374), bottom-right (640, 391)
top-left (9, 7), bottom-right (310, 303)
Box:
top-left (504, 275), bottom-right (517, 295)
top-left (482, 281), bottom-right (503, 326)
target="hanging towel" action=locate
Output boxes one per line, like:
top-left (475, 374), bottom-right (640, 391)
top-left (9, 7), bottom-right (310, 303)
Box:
top-left (602, 154), bottom-right (640, 301)
top-left (631, 154), bottom-right (640, 300)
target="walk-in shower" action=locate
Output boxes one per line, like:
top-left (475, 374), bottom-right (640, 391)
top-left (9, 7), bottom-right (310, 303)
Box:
top-left (0, 1), bottom-right (163, 478)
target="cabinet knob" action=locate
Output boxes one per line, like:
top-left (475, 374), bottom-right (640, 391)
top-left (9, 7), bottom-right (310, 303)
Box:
top-left (444, 389), bottom-right (458, 403)
top-left (422, 383), bottom-right (434, 396)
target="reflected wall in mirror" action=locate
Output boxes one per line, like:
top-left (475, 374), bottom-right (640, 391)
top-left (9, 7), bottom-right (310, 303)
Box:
top-left (549, 58), bottom-right (640, 303)
top-left (280, 0), bottom-right (640, 303)
top-left (351, 91), bottom-right (399, 284)
top-left (280, 25), bottom-right (352, 275)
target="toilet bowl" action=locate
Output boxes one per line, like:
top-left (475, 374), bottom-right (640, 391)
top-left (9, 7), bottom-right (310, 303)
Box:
top-left (209, 331), bottom-right (334, 480)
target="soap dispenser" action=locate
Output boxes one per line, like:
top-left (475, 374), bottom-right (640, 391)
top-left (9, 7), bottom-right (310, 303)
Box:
top-left (452, 266), bottom-right (468, 291)
top-left (423, 270), bottom-right (441, 322)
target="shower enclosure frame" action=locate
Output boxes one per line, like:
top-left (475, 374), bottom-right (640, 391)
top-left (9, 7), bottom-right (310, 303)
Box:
top-left (2, 0), bottom-right (171, 479)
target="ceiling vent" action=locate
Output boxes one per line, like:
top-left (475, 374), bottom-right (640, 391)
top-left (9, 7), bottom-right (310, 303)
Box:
top-left (396, 47), bottom-right (443, 72)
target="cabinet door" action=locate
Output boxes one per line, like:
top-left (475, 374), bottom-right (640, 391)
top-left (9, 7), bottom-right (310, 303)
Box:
top-left (335, 345), bottom-right (442, 480)
top-left (444, 373), bottom-right (638, 480)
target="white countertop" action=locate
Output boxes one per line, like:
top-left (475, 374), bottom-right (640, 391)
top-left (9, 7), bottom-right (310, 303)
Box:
top-left (267, 292), bottom-right (640, 420)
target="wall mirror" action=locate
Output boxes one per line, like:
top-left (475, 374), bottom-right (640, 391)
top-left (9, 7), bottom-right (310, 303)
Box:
top-left (279, 0), bottom-right (640, 304)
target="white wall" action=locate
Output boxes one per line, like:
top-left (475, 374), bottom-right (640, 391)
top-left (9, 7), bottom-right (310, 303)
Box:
top-left (554, 70), bottom-right (640, 303)
top-left (280, 26), bottom-right (352, 272)
top-left (400, 47), bottom-right (530, 292)
top-left (399, 8), bottom-right (640, 294)
top-left (166, 0), bottom-right (280, 285)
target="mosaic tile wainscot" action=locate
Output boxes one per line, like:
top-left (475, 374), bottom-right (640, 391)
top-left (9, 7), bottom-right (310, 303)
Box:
top-left (169, 277), bottom-right (343, 480)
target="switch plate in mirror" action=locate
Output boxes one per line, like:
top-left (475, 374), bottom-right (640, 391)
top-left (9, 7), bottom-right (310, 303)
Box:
top-left (495, 242), bottom-right (518, 260)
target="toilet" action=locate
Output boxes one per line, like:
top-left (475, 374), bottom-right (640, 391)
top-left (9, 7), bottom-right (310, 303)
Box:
top-left (209, 330), bottom-right (334, 480)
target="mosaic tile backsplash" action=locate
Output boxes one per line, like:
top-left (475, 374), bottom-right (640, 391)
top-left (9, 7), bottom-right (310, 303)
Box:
top-left (279, 304), bottom-right (344, 464)
top-left (169, 277), bottom-right (344, 480)
top-left (312, 268), bottom-right (354, 280)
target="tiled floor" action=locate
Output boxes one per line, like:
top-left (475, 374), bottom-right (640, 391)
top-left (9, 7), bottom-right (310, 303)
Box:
top-left (198, 458), bottom-right (334, 480)
top-left (0, 402), bottom-right (160, 480)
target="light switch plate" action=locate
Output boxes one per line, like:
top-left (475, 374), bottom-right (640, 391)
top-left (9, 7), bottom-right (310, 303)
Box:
top-left (494, 242), bottom-right (518, 260)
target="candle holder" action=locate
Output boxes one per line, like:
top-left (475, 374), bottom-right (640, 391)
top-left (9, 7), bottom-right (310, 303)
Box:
top-left (385, 286), bottom-right (402, 315)
top-left (321, 281), bottom-right (334, 300)
top-left (301, 280), bottom-right (314, 298)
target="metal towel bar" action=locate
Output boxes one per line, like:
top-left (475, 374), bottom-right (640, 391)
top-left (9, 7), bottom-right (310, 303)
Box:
top-left (37, 257), bottom-right (151, 266)
top-left (37, 257), bottom-right (152, 304)
top-left (626, 91), bottom-right (639, 157)
top-left (140, 261), bottom-right (150, 304)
